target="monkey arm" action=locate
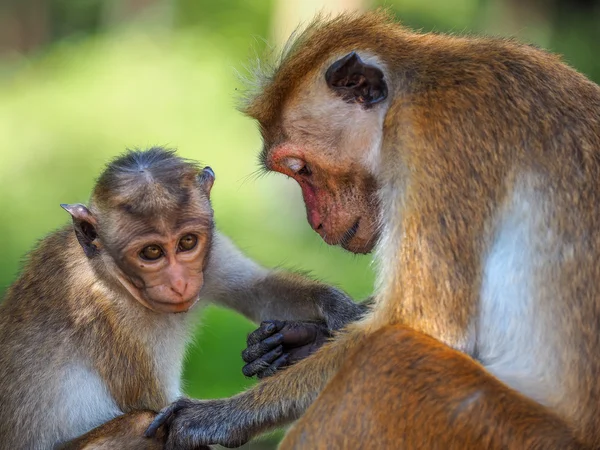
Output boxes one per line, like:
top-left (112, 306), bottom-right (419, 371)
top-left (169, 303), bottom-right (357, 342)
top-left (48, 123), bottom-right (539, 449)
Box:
top-left (201, 231), bottom-right (371, 378)
top-left (280, 324), bottom-right (586, 450)
top-left (57, 410), bottom-right (170, 450)
top-left (145, 324), bottom-right (368, 449)
top-left (200, 231), bottom-right (367, 330)
top-left (147, 322), bottom-right (586, 450)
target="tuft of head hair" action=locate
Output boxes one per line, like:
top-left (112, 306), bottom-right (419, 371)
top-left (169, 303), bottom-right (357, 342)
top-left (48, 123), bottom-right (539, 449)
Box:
top-left (92, 147), bottom-right (202, 217)
top-left (239, 8), bottom-right (400, 125)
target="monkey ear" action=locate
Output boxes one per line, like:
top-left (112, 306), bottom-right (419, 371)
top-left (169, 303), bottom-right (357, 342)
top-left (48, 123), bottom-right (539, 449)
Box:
top-left (198, 166), bottom-right (215, 195)
top-left (325, 52), bottom-right (387, 107)
top-left (60, 203), bottom-right (99, 258)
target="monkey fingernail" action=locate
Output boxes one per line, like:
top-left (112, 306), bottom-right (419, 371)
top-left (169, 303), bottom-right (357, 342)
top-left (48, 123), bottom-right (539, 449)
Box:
top-left (264, 333), bottom-right (284, 346)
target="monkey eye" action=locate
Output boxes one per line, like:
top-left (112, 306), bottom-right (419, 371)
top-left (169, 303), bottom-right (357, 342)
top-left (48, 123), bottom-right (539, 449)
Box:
top-left (140, 245), bottom-right (164, 261)
top-left (297, 165), bottom-right (311, 176)
top-left (285, 158), bottom-right (311, 177)
top-left (178, 234), bottom-right (198, 252)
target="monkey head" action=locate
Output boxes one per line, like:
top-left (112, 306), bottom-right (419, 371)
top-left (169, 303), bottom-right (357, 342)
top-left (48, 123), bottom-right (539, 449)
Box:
top-left (247, 48), bottom-right (389, 254)
top-left (62, 148), bottom-right (215, 314)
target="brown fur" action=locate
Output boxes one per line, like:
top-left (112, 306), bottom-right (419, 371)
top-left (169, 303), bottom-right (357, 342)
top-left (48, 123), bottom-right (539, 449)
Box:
top-left (249, 9), bottom-right (600, 448)
top-left (58, 411), bottom-right (165, 450)
top-left (0, 228), bottom-right (174, 449)
top-left (1, 148), bottom-right (366, 449)
top-left (0, 149), bottom-right (209, 449)
top-left (145, 9), bottom-right (600, 449)
top-left (280, 325), bottom-right (585, 450)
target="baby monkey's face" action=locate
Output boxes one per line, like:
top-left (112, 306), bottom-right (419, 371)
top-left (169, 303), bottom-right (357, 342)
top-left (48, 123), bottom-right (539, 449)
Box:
top-left (109, 167), bottom-right (215, 314)
top-left (117, 214), bottom-right (213, 314)
top-left (63, 151), bottom-right (217, 314)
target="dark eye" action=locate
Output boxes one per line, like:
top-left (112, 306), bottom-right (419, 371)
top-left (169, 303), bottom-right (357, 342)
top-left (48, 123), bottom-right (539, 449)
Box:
top-left (297, 165), bottom-right (311, 176)
top-left (140, 245), bottom-right (163, 261)
top-left (178, 234), bottom-right (198, 252)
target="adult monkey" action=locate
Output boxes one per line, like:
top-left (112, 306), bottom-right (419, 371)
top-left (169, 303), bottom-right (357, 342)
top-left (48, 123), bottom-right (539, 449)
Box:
top-left (147, 10), bottom-right (600, 449)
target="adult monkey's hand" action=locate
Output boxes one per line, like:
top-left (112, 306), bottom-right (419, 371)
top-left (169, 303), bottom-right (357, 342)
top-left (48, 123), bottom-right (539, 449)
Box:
top-left (242, 320), bottom-right (331, 379)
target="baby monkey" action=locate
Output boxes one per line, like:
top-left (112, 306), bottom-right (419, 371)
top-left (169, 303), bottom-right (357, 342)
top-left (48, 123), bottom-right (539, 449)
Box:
top-left (0, 147), bottom-right (364, 449)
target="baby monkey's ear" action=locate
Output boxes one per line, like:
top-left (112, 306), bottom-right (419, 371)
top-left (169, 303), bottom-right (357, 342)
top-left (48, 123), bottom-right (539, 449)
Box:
top-left (198, 166), bottom-right (215, 195)
top-left (60, 203), bottom-right (100, 258)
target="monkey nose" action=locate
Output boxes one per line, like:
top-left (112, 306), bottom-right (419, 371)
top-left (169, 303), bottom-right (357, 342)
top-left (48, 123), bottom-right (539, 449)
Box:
top-left (170, 279), bottom-right (188, 297)
top-left (308, 210), bottom-right (323, 233)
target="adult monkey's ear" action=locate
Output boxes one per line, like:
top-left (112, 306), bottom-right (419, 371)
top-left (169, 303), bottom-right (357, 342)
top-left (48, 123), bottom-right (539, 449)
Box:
top-left (60, 203), bottom-right (100, 257)
top-left (325, 51), bottom-right (388, 108)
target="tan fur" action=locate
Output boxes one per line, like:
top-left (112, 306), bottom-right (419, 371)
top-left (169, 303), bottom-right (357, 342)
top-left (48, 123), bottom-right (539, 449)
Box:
top-left (58, 411), bottom-right (165, 450)
top-left (0, 227), bottom-right (192, 449)
top-left (280, 325), bottom-right (585, 450)
top-left (171, 9), bottom-right (599, 448)
top-left (0, 148), bottom-right (363, 449)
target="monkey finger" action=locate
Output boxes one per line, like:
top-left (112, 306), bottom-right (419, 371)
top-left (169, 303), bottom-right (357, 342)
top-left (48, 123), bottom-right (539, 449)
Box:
top-left (280, 322), bottom-right (322, 347)
top-left (144, 408), bottom-right (173, 438)
top-left (242, 332), bottom-right (284, 363)
top-left (257, 354), bottom-right (290, 380)
top-left (242, 345), bottom-right (283, 377)
top-left (144, 415), bottom-right (168, 438)
top-left (246, 320), bottom-right (285, 346)
top-left (145, 399), bottom-right (189, 438)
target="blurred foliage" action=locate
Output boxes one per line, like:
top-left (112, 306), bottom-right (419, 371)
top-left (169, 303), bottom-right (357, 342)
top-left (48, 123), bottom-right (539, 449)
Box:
top-left (0, 0), bottom-right (598, 447)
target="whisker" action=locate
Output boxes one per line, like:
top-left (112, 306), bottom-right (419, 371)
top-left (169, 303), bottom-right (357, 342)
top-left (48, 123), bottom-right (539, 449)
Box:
top-left (237, 167), bottom-right (270, 189)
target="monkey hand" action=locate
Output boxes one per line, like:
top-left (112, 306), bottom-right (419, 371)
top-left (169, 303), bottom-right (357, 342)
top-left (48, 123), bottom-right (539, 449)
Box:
top-left (241, 320), bottom-right (331, 379)
top-left (145, 397), bottom-right (248, 450)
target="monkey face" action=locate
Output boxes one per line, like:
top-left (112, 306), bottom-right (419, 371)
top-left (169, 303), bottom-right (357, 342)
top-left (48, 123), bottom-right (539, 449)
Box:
top-left (255, 52), bottom-right (389, 254)
top-left (267, 143), bottom-right (379, 254)
top-left (103, 165), bottom-right (216, 314)
top-left (65, 161), bottom-right (216, 314)
top-left (115, 218), bottom-right (212, 314)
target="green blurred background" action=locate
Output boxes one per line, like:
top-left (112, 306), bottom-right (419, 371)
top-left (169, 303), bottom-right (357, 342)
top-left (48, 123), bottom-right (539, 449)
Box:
top-left (0, 0), bottom-right (598, 447)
